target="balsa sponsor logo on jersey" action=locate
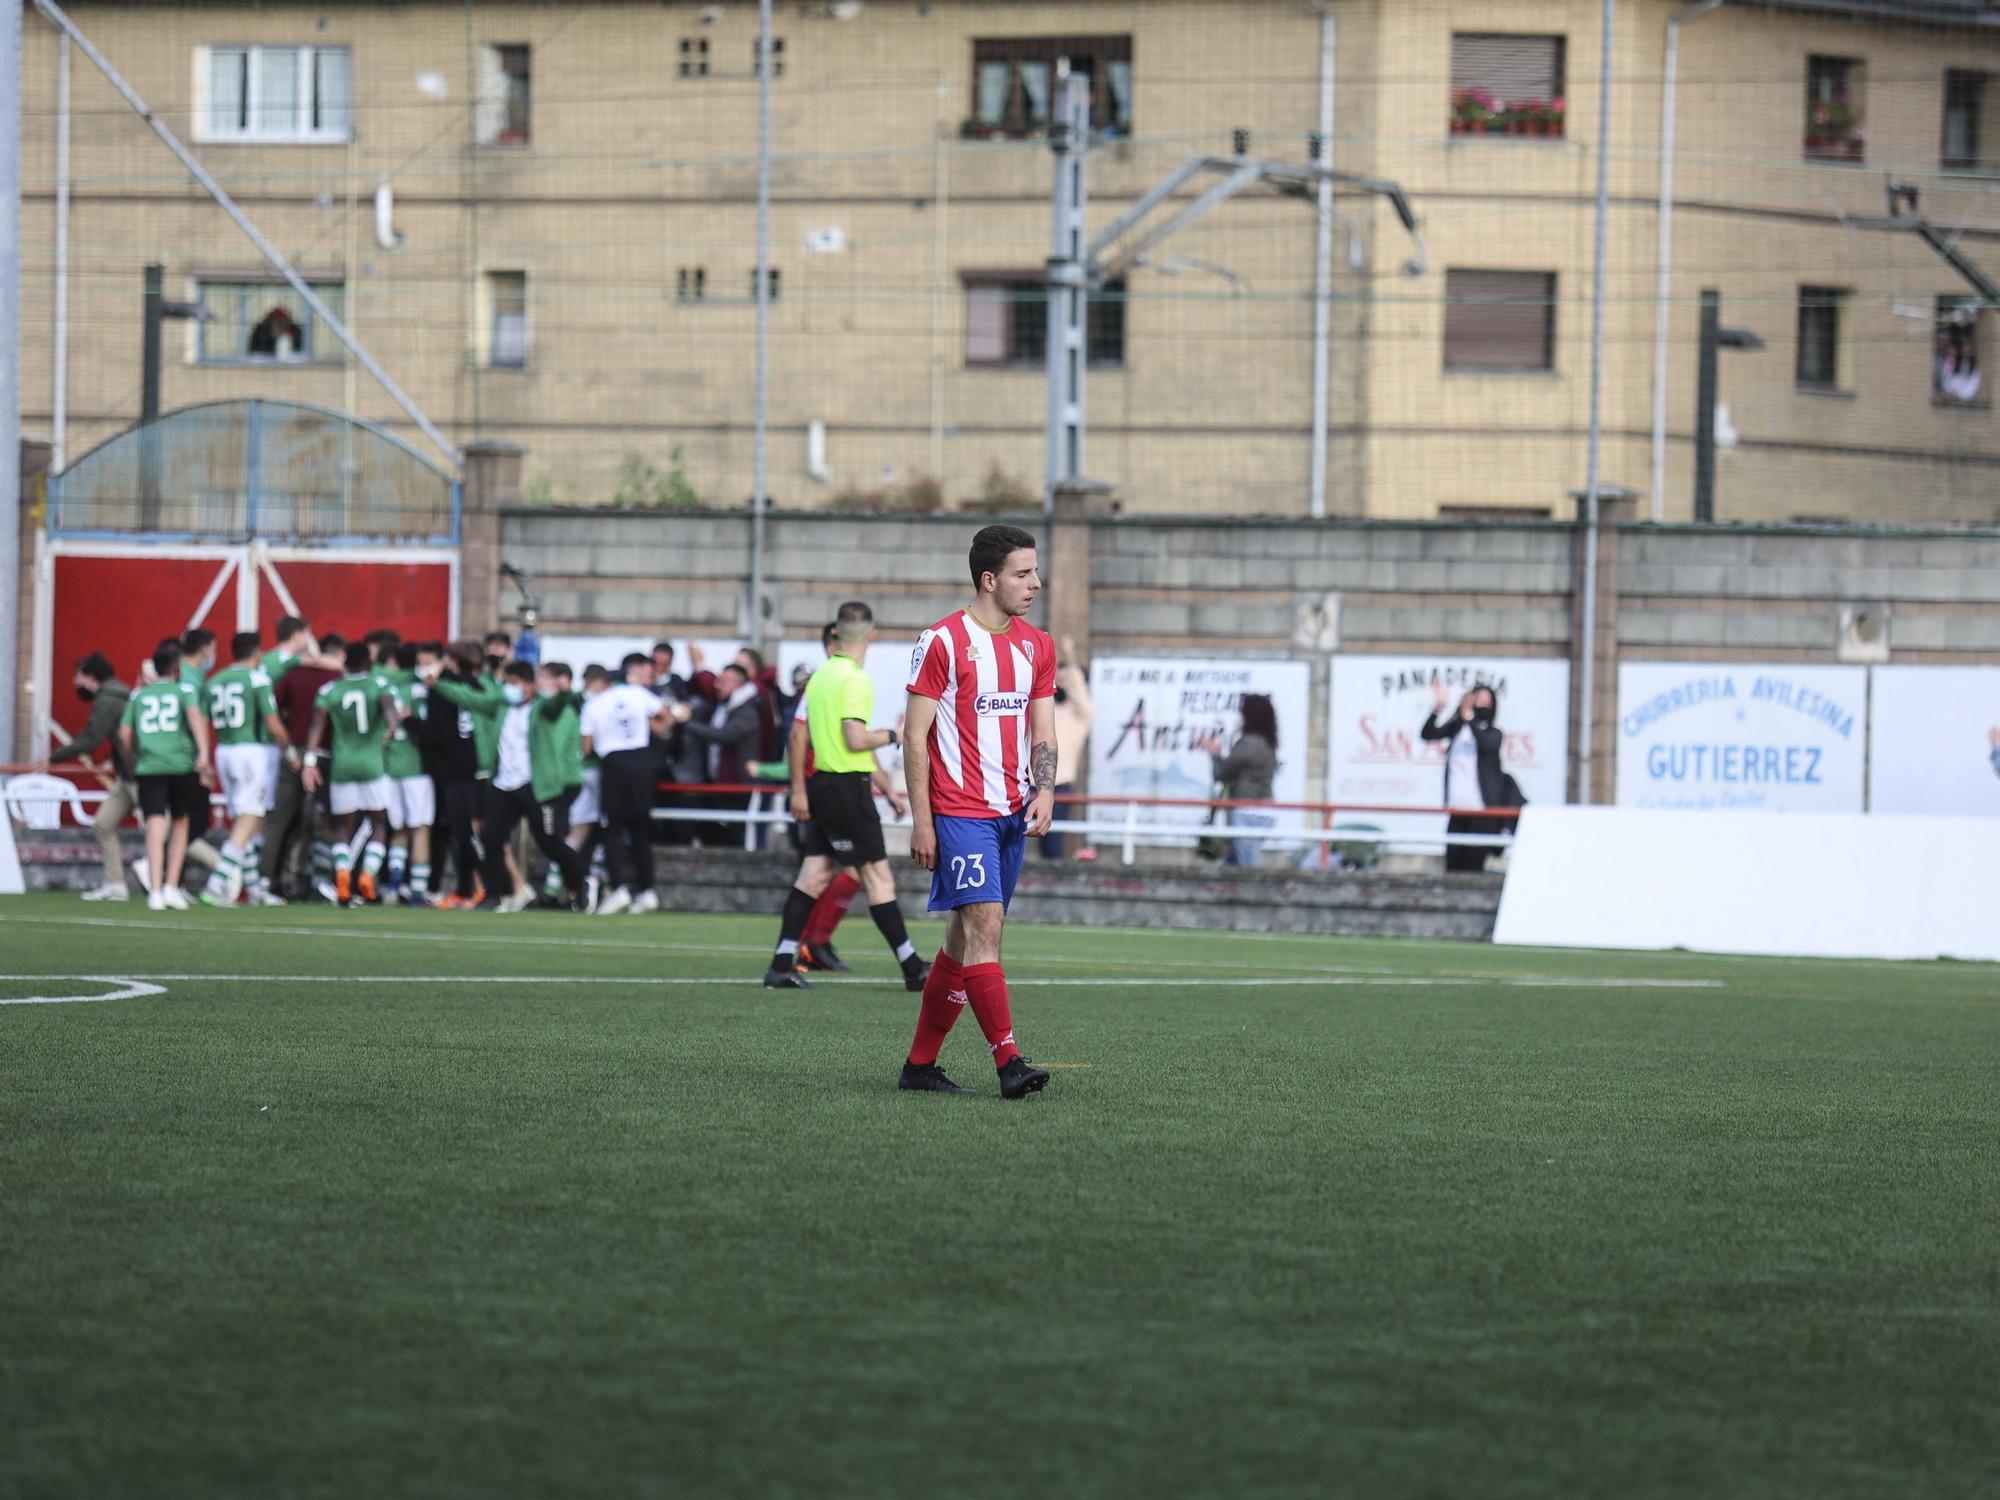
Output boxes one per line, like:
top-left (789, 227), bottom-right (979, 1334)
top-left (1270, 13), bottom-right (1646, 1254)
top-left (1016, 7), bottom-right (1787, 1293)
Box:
top-left (974, 691), bottom-right (1030, 717)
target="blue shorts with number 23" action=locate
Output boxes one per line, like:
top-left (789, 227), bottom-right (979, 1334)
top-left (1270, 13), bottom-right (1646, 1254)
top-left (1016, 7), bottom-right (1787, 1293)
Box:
top-left (928, 810), bottom-right (1029, 913)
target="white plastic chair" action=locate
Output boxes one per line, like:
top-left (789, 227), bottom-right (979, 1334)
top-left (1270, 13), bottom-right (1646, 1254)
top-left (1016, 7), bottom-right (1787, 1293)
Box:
top-left (4, 773), bottom-right (85, 831)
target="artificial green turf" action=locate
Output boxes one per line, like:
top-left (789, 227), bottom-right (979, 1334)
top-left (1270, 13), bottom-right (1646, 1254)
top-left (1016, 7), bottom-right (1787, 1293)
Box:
top-left (1, 891), bottom-right (1995, 1499)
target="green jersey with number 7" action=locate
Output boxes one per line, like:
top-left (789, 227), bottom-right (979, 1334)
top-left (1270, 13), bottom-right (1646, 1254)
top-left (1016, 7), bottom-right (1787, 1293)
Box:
top-left (314, 673), bottom-right (392, 783)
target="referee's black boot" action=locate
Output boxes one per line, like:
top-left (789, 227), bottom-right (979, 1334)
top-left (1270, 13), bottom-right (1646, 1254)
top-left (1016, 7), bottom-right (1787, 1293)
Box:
top-left (897, 1060), bottom-right (972, 1094)
top-left (762, 966), bottom-right (811, 990)
top-left (998, 1056), bottom-right (1052, 1100)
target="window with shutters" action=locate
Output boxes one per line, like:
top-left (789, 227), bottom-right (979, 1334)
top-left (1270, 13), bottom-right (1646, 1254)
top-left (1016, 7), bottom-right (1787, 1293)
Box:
top-left (483, 271), bottom-right (528, 369)
top-left (679, 37), bottom-right (709, 79)
top-left (477, 45), bottom-right (531, 145)
top-left (1449, 34), bottom-right (1565, 137)
top-left (196, 45), bottom-right (351, 143)
top-left (966, 37), bottom-right (1133, 140)
top-left (196, 279), bottom-right (346, 363)
top-left (1443, 270), bottom-right (1556, 373)
top-left (676, 267), bottom-right (707, 303)
top-left (963, 274), bottom-right (1126, 368)
top-left (1804, 56), bottom-right (1865, 162)
top-left (1942, 70), bottom-right (1988, 172)
top-left (1934, 296), bottom-right (1987, 406)
top-left (1796, 286), bottom-right (1850, 391)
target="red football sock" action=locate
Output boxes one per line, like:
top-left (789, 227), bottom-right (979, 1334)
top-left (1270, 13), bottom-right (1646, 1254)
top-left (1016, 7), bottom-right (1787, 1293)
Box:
top-left (907, 950), bottom-right (966, 1066)
top-left (805, 869), bottom-right (864, 945)
top-left (961, 962), bottom-right (1021, 1068)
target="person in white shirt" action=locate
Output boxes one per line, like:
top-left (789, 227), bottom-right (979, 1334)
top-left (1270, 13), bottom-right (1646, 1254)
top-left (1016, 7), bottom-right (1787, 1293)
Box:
top-left (580, 652), bottom-right (678, 915)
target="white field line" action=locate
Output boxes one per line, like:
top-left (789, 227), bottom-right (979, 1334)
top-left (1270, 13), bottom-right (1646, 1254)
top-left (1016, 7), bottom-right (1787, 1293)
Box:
top-left (2, 972), bottom-right (1725, 993)
top-left (0, 913), bottom-right (1718, 986)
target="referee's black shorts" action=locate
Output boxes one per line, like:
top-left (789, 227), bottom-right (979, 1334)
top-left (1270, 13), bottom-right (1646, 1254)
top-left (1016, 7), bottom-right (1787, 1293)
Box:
top-left (599, 747), bottom-right (658, 821)
top-left (800, 771), bottom-right (886, 868)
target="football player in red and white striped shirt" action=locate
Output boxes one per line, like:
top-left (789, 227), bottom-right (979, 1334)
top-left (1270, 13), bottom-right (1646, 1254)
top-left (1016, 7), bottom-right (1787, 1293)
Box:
top-left (899, 525), bottom-right (1057, 1099)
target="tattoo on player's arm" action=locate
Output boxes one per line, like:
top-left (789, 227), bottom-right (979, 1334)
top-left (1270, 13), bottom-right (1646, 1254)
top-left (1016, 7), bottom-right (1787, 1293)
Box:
top-left (1032, 741), bottom-right (1057, 792)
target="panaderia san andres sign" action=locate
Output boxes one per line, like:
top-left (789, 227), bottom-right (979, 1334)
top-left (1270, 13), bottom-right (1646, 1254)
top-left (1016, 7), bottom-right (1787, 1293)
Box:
top-left (1616, 663), bottom-right (1866, 811)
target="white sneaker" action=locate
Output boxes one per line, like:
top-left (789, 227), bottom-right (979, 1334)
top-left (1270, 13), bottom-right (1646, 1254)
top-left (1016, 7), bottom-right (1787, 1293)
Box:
top-left (628, 889), bottom-right (660, 916)
top-left (314, 879), bottom-right (341, 905)
top-left (596, 886), bottom-right (633, 917)
top-left (81, 883), bottom-right (129, 902)
top-left (380, 887), bottom-right (402, 908)
top-left (162, 885), bottom-right (191, 911)
top-left (498, 888), bottom-right (536, 914)
top-left (147, 889), bottom-right (167, 912)
top-left (250, 888), bottom-right (288, 907)
top-left (131, 857), bottom-right (151, 891)
top-left (584, 874), bottom-right (602, 914)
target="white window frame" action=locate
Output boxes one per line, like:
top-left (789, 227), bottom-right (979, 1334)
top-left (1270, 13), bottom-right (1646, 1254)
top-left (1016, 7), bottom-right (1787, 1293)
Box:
top-left (194, 45), bottom-right (353, 144)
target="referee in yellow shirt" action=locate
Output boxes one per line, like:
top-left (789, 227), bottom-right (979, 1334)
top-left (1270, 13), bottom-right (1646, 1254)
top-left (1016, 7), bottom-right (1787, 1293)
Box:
top-left (762, 601), bottom-right (931, 992)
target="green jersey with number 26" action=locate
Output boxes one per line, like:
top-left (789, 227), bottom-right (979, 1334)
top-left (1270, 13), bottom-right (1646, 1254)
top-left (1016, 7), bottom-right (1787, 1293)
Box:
top-left (314, 673), bottom-right (393, 783)
top-left (205, 664), bottom-right (276, 748)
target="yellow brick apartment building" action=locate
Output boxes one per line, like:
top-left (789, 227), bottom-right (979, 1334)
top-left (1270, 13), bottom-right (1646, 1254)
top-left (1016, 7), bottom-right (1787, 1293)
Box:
top-left (18, 0), bottom-right (2000, 522)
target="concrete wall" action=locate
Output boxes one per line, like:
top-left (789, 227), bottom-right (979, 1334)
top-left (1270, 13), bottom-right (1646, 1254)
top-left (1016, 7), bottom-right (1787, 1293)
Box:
top-left (500, 503), bottom-right (2000, 802)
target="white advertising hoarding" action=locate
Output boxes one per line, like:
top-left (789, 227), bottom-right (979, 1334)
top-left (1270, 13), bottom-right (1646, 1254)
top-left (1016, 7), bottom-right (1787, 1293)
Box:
top-left (1615, 662), bottom-right (1866, 812)
top-left (1867, 665), bottom-right (2000, 817)
top-left (1325, 655), bottom-right (1571, 848)
top-left (1088, 657), bottom-right (1311, 832)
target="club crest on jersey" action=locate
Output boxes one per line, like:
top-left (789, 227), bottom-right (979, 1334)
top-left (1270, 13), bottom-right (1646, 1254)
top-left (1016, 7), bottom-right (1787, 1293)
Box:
top-left (965, 641), bottom-right (983, 664)
top-left (974, 691), bottom-right (1030, 717)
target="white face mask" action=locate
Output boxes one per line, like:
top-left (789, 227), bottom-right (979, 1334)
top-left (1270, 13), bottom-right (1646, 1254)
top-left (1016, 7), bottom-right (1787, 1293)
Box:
top-left (503, 684), bottom-right (526, 706)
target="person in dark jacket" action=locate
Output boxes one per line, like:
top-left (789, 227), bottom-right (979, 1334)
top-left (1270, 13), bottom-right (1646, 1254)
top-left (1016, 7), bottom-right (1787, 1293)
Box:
top-left (41, 652), bottom-right (136, 899)
top-left (1212, 693), bottom-right (1279, 868)
top-left (1422, 680), bottom-right (1511, 872)
top-left (673, 662), bottom-right (765, 846)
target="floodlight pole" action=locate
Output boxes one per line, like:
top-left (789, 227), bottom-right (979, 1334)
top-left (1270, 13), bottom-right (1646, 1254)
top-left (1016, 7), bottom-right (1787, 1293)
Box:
top-left (1044, 72), bottom-right (1091, 513)
top-left (1, 0), bottom-right (20, 760)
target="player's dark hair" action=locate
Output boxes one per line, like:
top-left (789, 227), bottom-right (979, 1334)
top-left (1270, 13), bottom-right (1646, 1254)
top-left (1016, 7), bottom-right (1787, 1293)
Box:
top-left (835, 600), bottom-right (873, 647)
top-left (76, 651), bottom-right (115, 683)
top-left (181, 627), bottom-right (217, 654)
top-left (502, 659), bottom-right (536, 684)
top-left (821, 621), bottom-right (839, 649)
top-left (319, 633), bottom-right (347, 653)
top-left (447, 640), bottom-right (485, 675)
top-left (274, 614), bottom-right (309, 642)
top-left (582, 665), bottom-right (611, 686)
top-left (230, 631), bottom-right (260, 662)
top-left (415, 640), bottom-right (444, 659)
top-left (1239, 694), bottom-right (1279, 752)
top-left (151, 644), bottom-right (180, 676)
top-left (484, 630), bottom-right (512, 649)
top-left (541, 660), bottom-right (572, 681)
top-left (737, 647), bottom-right (765, 675)
top-left (969, 524), bottom-right (1036, 590)
top-left (345, 643), bottom-right (373, 674)
top-left (392, 642), bottom-right (420, 671)
top-left (154, 639), bottom-right (182, 667)
top-left (366, 628), bottom-right (401, 652)
top-left (620, 652), bottom-right (650, 674)
top-left (651, 641), bottom-right (675, 661)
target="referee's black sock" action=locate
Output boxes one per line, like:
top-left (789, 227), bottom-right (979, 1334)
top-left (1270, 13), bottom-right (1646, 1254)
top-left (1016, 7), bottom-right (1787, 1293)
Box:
top-left (770, 886), bottom-right (817, 971)
top-left (870, 901), bottom-right (923, 975)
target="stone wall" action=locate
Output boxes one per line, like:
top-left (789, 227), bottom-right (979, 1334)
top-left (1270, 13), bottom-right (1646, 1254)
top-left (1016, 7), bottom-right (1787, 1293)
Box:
top-left (500, 502), bottom-right (2000, 803)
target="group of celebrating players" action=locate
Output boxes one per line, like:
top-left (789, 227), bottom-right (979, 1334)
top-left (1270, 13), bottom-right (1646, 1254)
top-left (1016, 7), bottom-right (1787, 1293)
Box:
top-left (51, 522), bottom-right (1059, 1096)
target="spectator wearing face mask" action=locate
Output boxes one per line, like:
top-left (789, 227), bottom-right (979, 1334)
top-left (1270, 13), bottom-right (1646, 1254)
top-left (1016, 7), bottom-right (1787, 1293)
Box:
top-left (41, 652), bottom-right (136, 900)
top-left (1422, 680), bottom-right (1523, 873)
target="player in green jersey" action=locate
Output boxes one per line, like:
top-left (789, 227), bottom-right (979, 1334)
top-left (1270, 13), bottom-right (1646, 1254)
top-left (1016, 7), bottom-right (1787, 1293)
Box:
top-left (260, 614), bottom-right (316, 684)
top-left (301, 642), bottom-right (401, 906)
top-left (118, 643), bottom-right (216, 912)
top-left (378, 642), bottom-right (437, 905)
top-left (199, 631), bottom-right (292, 907)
